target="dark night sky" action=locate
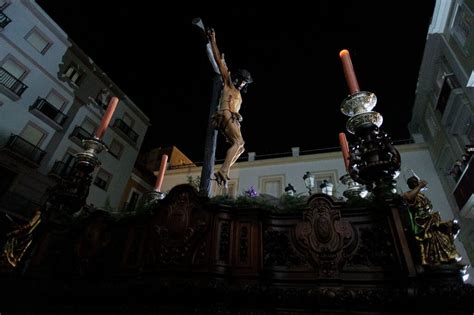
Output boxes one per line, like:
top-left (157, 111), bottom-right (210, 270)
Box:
top-left (36, 2), bottom-right (436, 163)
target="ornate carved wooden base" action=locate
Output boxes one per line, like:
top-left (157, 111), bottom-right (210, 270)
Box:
top-left (0, 184), bottom-right (471, 313)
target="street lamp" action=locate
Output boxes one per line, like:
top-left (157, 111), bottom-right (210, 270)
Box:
top-left (284, 183), bottom-right (296, 196)
top-left (303, 172), bottom-right (315, 196)
top-left (320, 179), bottom-right (334, 196)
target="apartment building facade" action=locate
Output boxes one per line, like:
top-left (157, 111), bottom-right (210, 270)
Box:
top-left (409, 0), bottom-right (474, 260)
top-left (0, 0), bottom-right (73, 218)
top-left (0, 1), bottom-right (150, 217)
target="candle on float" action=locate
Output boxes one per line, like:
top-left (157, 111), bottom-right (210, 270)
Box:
top-left (94, 96), bottom-right (119, 139)
top-left (154, 154), bottom-right (169, 192)
top-left (338, 132), bottom-right (350, 171)
top-left (339, 49), bottom-right (360, 95)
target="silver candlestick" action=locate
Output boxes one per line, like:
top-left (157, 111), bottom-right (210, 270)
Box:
top-left (340, 174), bottom-right (367, 199)
top-left (75, 137), bottom-right (108, 170)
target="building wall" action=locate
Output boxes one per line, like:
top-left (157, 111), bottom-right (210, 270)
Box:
top-left (0, 1), bottom-right (150, 213)
top-left (0, 1), bottom-right (72, 209)
top-left (161, 144), bottom-right (452, 212)
top-left (0, 1), bottom-right (72, 145)
top-left (409, 0), bottom-right (474, 269)
top-left (119, 172), bottom-right (154, 212)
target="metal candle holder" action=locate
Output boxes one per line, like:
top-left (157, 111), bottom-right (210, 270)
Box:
top-left (340, 91), bottom-right (401, 196)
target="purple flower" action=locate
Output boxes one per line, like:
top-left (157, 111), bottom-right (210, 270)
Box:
top-left (244, 186), bottom-right (258, 198)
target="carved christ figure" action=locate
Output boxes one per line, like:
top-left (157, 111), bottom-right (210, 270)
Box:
top-left (206, 27), bottom-right (253, 187)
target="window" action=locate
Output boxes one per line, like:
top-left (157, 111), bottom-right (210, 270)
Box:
top-left (304, 171), bottom-right (338, 195)
top-left (313, 172), bottom-right (337, 195)
top-left (20, 123), bottom-right (45, 146)
top-left (452, 3), bottom-right (473, 50)
top-left (10, 123), bottom-right (46, 164)
top-left (25, 28), bottom-right (51, 54)
top-left (51, 149), bottom-right (76, 178)
top-left (125, 189), bottom-right (142, 212)
top-left (436, 74), bottom-right (460, 115)
top-left (122, 113), bottom-right (134, 127)
top-left (259, 175), bottom-right (284, 198)
top-left (62, 150), bottom-right (77, 167)
top-left (109, 139), bottom-right (124, 159)
top-left (81, 119), bottom-right (97, 135)
top-left (45, 90), bottom-right (66, 110)
top-left (95, 88), bottom-right (111, 109)
top-left (94, 168), bottom-right (111, 191)
top-left (63, 62), bottom-right (84, 85)
top-left (0, 57), bottom-right (29, 97)
top-left (2, 59), bottom-right (26, 80)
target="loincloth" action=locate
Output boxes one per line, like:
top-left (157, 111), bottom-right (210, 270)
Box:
top-left (211, 109), bottom-right (242, 142)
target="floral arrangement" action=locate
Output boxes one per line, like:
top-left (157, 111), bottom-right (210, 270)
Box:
top-left (243, 185), bottom-right (259, 198)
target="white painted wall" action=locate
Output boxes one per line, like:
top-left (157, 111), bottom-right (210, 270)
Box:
top-left (1, 1), bottom-right (70, 74)
top-left (0, 1), bottom-right (150, 211)
top-left (0, 1), bottom-right (73, 147)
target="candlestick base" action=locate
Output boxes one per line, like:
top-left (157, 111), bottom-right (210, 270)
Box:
top-left (340, 91), bottom-right (377, 116)
top-left (340, 174), bottom-right (367, 199)
top-left (346, 111), bottom-right (383, 134)
top-left (75, 137), bottom-right (108, 171)
top-left (145, 190), bottom-right (166, 206)
top-left (44, 137), bottom-right (108, 219)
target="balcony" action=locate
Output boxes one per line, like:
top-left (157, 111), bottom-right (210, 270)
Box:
top-left (0, 191), bottom-right (41, 220)
top-left (0, 11), bottom-right (11, 29)
top-left (49, 160), bottom-right (74, 179)
top-left (0, 67), bottom-right (28, 98)
top-left (112, 119), bottom-right (138, 145)
top-left (454, 155), bottom-right (474, 213)
top-left (30, 97), bottom-right (68, 128)
top-left (96, 97), bottom-right (109, 110)
top-left (69, 126), bottom-right (92, 147)
top-left (2, 134), bottom-right (46, 166)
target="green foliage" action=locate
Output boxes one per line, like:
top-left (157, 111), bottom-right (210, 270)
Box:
top-left (277, 193), bottom-right (308, 212)
top-left (186, 175), bottom-right (201, 191)
top-left (209, 194), bottom-right (235, 205)
top-left (209, 193), bottom-right (308, 214)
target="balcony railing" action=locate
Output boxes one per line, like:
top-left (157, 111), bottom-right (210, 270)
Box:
top-left (96, 97), bottom-right (109, 110)
top-left (0, 67), bottom-right (28, 97)
top-left (113, 119), bottom-right (138, 144)
top-left (0, 191), bottom-right (41, 220)
top-left (0, 11), bottom-right (11, 29)
top-left (49, 160), bottom-right (74, 179)
top-left (3, 134), bottom-right (46, 165)
top-left (31, 97), bottom-right (68, 126)
top-left (453, 155), bottom-right (474, 210)
top-left (69, 126), bottom-right (92, 143)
